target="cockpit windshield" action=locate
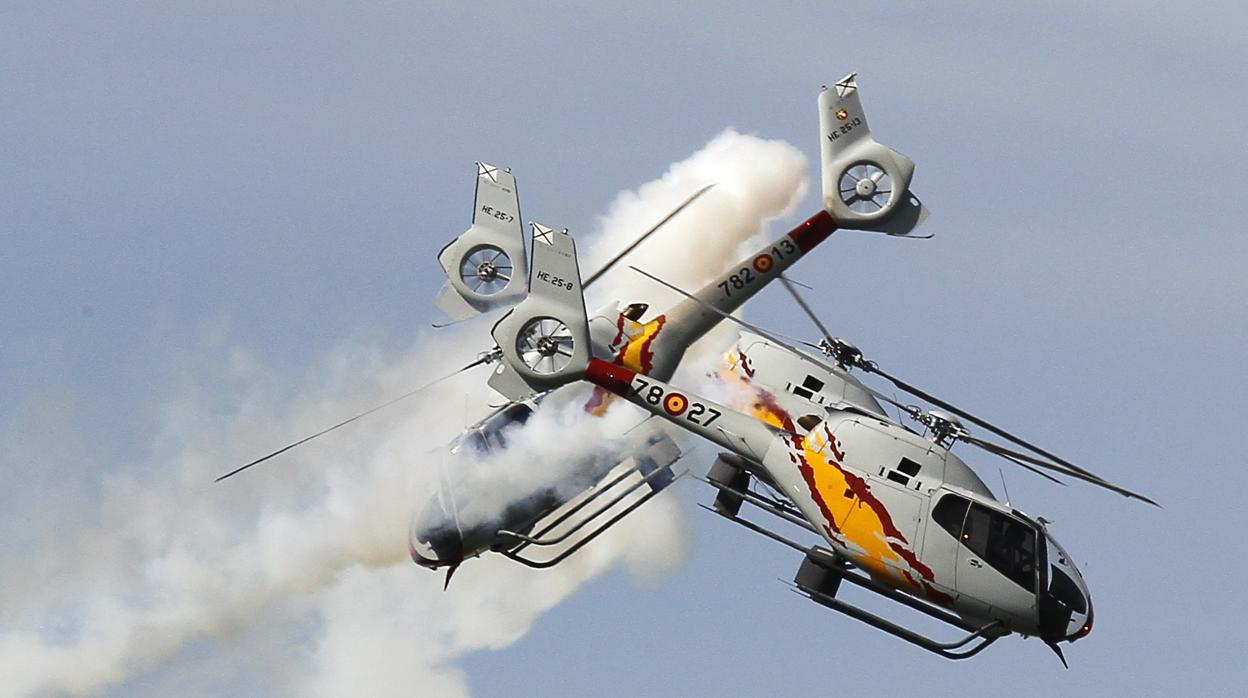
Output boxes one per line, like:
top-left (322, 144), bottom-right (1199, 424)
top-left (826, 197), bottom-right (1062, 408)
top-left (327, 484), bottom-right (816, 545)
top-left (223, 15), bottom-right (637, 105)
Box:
top-left (450, 403), bottom-right (535, 457)
top-left (1046, 532), bottom-right (1082, 578)
top-left (1048, 564), bottom-right (1087, 614)
top-left (440, 402), bottom-right (536, 509)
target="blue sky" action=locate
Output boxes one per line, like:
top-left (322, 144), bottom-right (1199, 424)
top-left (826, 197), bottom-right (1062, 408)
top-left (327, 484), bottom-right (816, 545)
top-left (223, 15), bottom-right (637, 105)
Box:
top-left (3, 3), bottom-right (1246, 696)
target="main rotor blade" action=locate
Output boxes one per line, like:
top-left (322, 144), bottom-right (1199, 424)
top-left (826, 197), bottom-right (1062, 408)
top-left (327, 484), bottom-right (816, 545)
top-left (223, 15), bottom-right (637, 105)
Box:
top-left (582, 183), bottom-right (715, 289)
top-left (778, 274), bottom-right (837, 347)
top-left (865, 363), bottom-right (1108, 486)
top-left (628, 265), bottom-right (912, 418)
top-left (214, 353), bottom-right (494, 482)
top-left (627, 265), bottom-right (1155, 504)
top-left (976, 445), bottom-right (1067, 486)
top-left (628, 266), bottom-right (826, 357)
top-left (960, 433), bottom-right (1158, 506)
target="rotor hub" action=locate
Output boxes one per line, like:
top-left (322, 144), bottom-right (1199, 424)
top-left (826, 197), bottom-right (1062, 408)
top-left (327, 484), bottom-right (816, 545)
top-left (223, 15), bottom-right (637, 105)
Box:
top-left (820, 337), bottom-right (864, 369)
top-left (459, 245), bottom-right (513, 296)
top-left (854, 177), bottom-right (877, 198)
top-left (924, 410), bottom-right (965, 445)
top-left (535, 336), bottom-right (558, 356)
top-left (516, 317), bottom-right (575, 376)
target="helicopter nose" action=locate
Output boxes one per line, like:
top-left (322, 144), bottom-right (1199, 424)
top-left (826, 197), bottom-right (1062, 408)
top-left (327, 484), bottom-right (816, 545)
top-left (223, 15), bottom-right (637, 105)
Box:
top-left (409, 504), bottom-right (461, 569)
top-left (408, 520), bottom-right (465, 569)
top-left (408, 535), bottom-right (442, 568)
top-left (1039, 578), bottom-right (1093, 643)
top-left (1068, 597), bottom-right (1093, 642)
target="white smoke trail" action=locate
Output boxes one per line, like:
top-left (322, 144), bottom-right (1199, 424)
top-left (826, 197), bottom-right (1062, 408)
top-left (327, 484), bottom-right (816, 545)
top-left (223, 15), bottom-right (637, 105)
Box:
top-left (0, 130), bottom-right (806, 696)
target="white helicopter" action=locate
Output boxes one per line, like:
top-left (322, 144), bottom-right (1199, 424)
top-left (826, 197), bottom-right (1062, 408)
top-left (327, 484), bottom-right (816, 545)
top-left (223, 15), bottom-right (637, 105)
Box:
top-left (481, 206), bottom-right (1154, 663)
top-left (218, 75), bottom-right (1154, 663)
top-left (405, 74), bottom-right (932, 582)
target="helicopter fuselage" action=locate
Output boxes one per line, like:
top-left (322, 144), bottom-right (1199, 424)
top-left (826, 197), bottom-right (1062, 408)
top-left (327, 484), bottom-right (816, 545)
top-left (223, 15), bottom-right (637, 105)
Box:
top-left (584, 352), bottom-right (1093, 645)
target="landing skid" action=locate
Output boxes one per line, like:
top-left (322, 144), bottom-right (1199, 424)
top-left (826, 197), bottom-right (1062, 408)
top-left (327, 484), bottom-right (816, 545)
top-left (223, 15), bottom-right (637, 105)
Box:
top-left (497, 457), bottom-right (684, 569)
top-left (701, 460), bottom-right (1005, 660)
top-left (794, 548), bottom-right (1002, 659)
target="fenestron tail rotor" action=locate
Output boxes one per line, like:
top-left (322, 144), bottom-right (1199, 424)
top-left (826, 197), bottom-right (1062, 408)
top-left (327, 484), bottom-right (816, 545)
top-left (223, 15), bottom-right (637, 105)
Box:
top-left (459, 245), bottom-right (513, 296)
top-left (516, 317), bottom-right (575, 375)
top-left (634, 265), bottom-right (1157, 506)
top-left (488, 225), bottom-right (591, 401)
top-left (838, 162), bottom-right (894, 213)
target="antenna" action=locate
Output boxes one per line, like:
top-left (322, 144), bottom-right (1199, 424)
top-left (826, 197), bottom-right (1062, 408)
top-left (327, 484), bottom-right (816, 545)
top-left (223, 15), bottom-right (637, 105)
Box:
top-left (998, 467), bottom-right (1011, 508)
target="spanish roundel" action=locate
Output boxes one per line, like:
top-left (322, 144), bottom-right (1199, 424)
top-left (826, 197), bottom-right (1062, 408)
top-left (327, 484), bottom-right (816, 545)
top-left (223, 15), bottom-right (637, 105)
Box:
top-left (753, 254), bottom-right (774, 273)
top-left (663, 392), bottom-right (689, 416)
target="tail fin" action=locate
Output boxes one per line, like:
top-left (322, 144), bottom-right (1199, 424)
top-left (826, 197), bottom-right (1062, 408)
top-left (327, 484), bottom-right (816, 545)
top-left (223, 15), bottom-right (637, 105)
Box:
top-left (488, 224), bottom-right (592, 401)
top-left (433, 162), bottom-right (530, 322)
top-left (819, 74), bottom-right (929, 236)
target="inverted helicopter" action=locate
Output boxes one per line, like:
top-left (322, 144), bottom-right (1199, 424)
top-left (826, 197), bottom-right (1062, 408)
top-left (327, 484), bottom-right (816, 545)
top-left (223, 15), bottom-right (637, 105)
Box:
top-left (406, 74), bottom-right (933, 581)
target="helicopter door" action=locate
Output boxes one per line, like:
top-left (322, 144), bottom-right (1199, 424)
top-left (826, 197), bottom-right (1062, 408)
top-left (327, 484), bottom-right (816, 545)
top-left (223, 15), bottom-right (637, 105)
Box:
top-left (953, 502), bottom-right (1039, 624)
top-left (867, 475), bottom-right (923, 555)
top-left (922, 492), bottom-right (967, 599)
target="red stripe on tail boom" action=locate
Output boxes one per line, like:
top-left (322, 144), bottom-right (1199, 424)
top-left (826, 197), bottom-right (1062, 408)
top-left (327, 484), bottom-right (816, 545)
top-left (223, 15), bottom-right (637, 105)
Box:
top-left (586, 359), bottom-right (636, 396)
top-left (788, 210), bottom-right (838, 253)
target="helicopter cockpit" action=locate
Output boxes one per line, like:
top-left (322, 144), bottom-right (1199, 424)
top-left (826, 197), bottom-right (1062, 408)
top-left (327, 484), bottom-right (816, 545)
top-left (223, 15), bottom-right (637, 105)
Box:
top-left (410, 401), bottom-right (537, 569)
top-left (929, 492), bottom-right (1091, 643)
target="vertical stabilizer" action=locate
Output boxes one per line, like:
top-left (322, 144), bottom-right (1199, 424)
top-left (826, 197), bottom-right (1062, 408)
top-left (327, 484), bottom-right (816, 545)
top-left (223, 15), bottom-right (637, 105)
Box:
top-left (488, 224), bottom-right (591, 401)
top-left (819, 74), bottom-right (929, 236)
top-left (434, 162), bottom-right (530, 321)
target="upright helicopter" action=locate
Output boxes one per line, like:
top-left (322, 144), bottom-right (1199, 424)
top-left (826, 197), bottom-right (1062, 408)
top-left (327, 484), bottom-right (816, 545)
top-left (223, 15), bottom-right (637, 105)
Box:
top-left (482, 210), bottom-right (1155, 662)
top-left (406, 74), bottom-right (933, 580)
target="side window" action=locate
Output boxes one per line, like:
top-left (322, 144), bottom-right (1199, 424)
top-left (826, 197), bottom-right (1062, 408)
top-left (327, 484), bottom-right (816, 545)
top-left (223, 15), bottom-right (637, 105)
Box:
top-left (897, 458), bottom-right (922, 477)
top-left (961, 504), bottom-right (993, 559)
top-left (932, 493), bottom-right (970, 540)
top-left (792, 375), bottom-right (824, 400)
top-left (935, 495), bottom-right (1039, 592)
top-left (965, 503), bottom-right (1038, 592)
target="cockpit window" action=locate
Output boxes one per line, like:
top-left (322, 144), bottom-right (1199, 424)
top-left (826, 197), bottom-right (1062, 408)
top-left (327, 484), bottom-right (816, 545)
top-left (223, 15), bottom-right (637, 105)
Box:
top-left (463, 431), bottom-right (488, 454)
top-left (469, 403), bottom-right (535, 453)
top-left (932, 493), bottom-right (970, 540)
top-left (964, 503), bottom-right (1038, 592)
top-left (933, 493), bottom-right (1038, 592)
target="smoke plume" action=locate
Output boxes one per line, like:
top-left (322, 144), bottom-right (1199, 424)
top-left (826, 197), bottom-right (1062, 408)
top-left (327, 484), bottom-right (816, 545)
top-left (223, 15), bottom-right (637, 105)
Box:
top-left (0, 129), bottom-right (806, 696)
